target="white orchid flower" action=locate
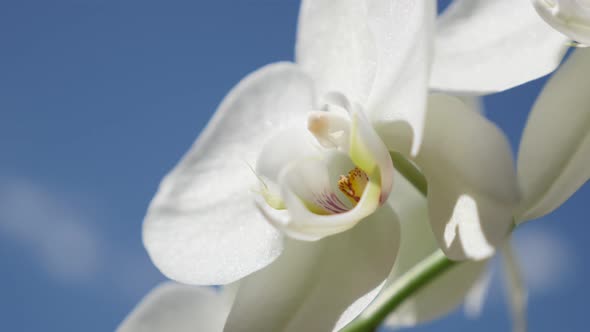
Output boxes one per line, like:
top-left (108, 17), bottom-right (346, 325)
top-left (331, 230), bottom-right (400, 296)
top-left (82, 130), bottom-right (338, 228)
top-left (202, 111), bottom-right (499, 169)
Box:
top-left (532, 0), bottom-right (590, 46)
top-left (140, 0), bottom-right (531, 329)
top-left (143, 1), bottom-right (437, 330)
top-left (432, 0), bottom-right (570, 95)
top-left (385, 48), bottom-right (590, 328)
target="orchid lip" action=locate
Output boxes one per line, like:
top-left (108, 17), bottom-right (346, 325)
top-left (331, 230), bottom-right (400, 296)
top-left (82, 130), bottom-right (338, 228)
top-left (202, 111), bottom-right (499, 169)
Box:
top-left (255, 90), bottom-right (394, 240)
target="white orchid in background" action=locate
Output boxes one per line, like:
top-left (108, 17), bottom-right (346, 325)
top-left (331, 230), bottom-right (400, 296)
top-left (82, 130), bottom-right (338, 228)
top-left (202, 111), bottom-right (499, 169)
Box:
top-left (370, 2), bottom-right (588, 327)
top-left (516, 47), bottom-right (590, 224)
top-left (378, 0), bottom-right (577, 262)
top-left (381, 46), bottom-right (590, 331)
top-left (519, 0), bottom-right (590, 221)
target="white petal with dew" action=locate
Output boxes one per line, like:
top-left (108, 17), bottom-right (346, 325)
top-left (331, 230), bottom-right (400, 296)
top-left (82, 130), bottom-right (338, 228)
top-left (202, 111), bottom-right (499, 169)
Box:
top-left (517, 48), bottom-right (590, 221)
top-left (143, 63), bottom-right (315, 285)
top-left (379, 94), bottom-right (519, 260)
top-left (117, 282), bottom-right (236, 332)
top-left (296, 0), bottom-right (376, 104)
top-left (533, 0), bottom-right (590, 45)
top-left (256, 127), bottom-right (321, 189)
top-left (431, 0), bottom-right (569, 94)
top-left (224, 205), bottom-right (400, 332)
top-left (366, 0), bottom-right (435, 156)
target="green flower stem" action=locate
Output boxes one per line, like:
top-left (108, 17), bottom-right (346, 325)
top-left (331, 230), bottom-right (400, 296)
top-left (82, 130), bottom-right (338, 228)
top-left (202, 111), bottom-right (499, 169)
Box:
top-left (340, 250), bottom-right (457, 332)
top-left (390, 152), bottom-right (428, 196)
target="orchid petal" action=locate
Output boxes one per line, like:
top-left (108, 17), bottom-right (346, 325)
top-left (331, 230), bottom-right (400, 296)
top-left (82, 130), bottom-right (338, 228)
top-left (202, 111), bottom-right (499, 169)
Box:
top-left (366, 0), bottom-right (435, 156)
top-left (117, 282), bottom-right (236, 332)
top-left (382, 173), bottom-right (487, 327)
top-left (224, 205), bottom-right (400, 332)
top-left (143, 62), bottom-right (315, 285)
top-left (431, 0), bottom-right (569, 94)
top-left (517, 48), bottom-right (590, 222)
top-left (297, 0), bottom-right (434, 155)
top-left (379, 94), bottom-right (519, 260)
top-left (533, 0), bottom-right (590, 45)
top-left (296, 0), bottom-right (376, 104)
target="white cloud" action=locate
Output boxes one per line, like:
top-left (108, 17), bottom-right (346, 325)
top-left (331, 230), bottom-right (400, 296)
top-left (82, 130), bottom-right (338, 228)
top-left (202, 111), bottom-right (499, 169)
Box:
top-left (513, 226), bottom-right (575, 294)
top-left (0, 178), bottom-right (102, 283)
top-left (0, 176), bottom-right (165, 302)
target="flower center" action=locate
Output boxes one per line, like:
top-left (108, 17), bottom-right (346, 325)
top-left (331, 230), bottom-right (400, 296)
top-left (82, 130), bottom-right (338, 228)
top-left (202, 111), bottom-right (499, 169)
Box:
top-left (338, 167), bottom-right (369, 204)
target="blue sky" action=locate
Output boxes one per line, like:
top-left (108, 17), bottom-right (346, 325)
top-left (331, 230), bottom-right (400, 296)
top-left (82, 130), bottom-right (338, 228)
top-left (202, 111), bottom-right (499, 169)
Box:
top-left (0, 0), bottom-right (587, 331)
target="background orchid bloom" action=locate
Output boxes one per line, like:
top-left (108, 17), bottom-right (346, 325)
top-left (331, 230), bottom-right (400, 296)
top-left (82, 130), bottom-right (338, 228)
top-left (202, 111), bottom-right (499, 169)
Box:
top-left (386, 49), bottom-right (590, 328)
top-left (432, 0), bottom-right (570, 95)
top-left (516, 47), bottom-right (590, 223)
top-left (532, 0), bottom-right (590, 45)
top-left (516, 0), bottom-right (590, 222)
top-left (391, 0), bottom-right (576, 261)
top-left (143, 1), bottom-right (434, 330)
top-left (377, 93), bottom-right (519, 261)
